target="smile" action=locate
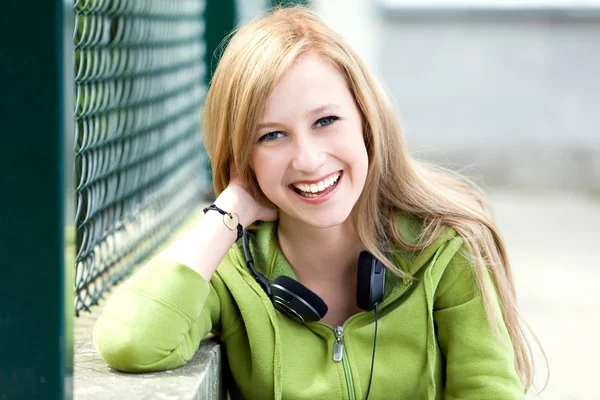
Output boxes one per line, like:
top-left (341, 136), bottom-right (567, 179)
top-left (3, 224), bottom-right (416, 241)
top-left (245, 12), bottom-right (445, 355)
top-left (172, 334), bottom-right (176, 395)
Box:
top-left (289, 171), bottom-right (342, 198)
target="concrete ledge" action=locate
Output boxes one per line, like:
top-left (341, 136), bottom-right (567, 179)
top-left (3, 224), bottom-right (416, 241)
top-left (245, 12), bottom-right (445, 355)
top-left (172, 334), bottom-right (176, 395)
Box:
top-left (74, 298), bottom-right (224, 399)
top-left (73, 207), bottom-right (224, 399)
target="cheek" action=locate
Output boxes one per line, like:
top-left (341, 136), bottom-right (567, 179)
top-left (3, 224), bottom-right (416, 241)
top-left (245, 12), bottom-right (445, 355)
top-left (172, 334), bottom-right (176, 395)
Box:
top-left (340, 132), bottom-right (368, 165)
top-left (355, 149), bottom-right (369, 184)
top-left (250, 152), bottom-right (285, 196)
top-left (250, 151), bottom-right (268, 180)
top-left (342, 133), bottom-right (369, 186)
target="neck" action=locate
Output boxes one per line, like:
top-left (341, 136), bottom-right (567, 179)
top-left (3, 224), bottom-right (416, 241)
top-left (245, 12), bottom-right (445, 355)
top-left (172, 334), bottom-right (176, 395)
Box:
top-left (277, 214), bottom-right (364, 282)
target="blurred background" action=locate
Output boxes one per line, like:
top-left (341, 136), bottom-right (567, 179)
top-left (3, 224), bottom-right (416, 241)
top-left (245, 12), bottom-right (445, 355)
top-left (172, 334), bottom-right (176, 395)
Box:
top-left (1, 0), bottom-right (598, 399)
top-left (308, 1), bottom-right (600, 399)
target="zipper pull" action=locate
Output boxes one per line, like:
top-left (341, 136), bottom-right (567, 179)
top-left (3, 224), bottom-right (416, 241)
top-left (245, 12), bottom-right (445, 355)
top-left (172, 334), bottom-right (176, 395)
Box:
top-left (333, 325), bottom-right (344, 362)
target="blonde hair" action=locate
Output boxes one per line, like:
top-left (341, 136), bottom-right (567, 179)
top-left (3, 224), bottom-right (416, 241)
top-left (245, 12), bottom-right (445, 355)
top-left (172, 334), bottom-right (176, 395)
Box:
top-left (203, 5), bottom-right (538, 390)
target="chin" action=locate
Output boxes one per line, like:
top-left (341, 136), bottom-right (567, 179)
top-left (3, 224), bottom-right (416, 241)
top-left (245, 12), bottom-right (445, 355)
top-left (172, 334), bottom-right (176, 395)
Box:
top-left (290, 208), bottom-right (354, 230)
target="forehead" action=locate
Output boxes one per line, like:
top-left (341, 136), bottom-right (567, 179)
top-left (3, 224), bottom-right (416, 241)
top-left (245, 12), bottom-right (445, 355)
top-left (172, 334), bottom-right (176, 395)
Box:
top-left (261, 54), bottom-right (352, 119)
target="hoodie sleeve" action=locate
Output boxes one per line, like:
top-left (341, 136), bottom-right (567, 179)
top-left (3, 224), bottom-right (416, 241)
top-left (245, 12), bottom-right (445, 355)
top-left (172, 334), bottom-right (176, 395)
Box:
top-left (92, 255), bottom-right (221, 372)
top-left (433, 245), bottom-right (525, 400)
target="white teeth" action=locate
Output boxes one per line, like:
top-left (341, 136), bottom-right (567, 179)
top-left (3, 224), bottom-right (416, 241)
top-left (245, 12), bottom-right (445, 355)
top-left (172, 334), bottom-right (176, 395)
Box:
top-left (292, 171), bottom-right (341, 195)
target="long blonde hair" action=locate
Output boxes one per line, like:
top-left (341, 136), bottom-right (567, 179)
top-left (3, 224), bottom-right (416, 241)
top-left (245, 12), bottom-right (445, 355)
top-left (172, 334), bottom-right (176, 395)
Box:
top-left (202, 5), bottom-right (537, 390)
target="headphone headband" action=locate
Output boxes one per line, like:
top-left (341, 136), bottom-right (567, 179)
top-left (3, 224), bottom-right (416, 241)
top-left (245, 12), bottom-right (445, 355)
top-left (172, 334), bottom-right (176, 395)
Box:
top-left (242, 231), bottom-right (385, 322)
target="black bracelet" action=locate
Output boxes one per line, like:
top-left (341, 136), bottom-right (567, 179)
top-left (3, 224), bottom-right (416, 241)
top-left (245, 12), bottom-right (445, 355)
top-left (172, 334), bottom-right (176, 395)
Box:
top-left (203, 204), bottom-right (244, 241)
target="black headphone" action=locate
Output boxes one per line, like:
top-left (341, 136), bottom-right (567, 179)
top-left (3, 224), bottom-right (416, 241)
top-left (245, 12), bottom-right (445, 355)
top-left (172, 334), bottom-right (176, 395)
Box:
top-left (241, 230), bottom-right (385, 323)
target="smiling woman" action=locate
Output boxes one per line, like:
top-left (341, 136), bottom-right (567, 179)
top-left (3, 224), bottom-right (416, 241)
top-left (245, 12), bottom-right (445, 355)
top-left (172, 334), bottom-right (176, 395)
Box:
top-left (250, 54), bottom-right (368, 230)
top-left (93, 5), bottom-right (540, 400)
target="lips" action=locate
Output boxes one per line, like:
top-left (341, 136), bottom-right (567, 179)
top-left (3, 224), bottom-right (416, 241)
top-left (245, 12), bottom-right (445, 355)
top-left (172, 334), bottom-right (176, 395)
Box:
top-left (289, 171), bottom-right (343, 200)
top-left (290, 171), bottom-right (341, 195)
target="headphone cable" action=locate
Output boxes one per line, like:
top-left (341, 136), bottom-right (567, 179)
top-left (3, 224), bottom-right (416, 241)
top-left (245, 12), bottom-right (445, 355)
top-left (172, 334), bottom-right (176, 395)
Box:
top-left (364, 302), bottom-right (379, 400)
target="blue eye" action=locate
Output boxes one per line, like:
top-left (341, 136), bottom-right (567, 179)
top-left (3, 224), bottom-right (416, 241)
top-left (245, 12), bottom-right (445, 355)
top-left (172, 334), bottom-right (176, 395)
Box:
top-left (257, 115), bottom-right (339, 143)
top-left (315, 115), bottom-right (339, 128)
top-left (258, 131), bottom-right (284, 143)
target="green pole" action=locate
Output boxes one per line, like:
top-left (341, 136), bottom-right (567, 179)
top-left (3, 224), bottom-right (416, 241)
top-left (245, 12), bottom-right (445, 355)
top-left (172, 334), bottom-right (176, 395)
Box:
top-left (204, 0), bottom-right (238, 85)
top-left (0, 0), bottom-right (74, 398)
top-left (201, 0), bottom-right (238, 199)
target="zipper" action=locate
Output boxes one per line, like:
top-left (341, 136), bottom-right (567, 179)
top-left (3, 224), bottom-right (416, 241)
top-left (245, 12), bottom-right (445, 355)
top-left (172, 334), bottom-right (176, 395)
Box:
top-left (333, 325), bottom-right (355, 400)
top-left (322, 278), bottom-right (414, 400)
top-left (334, 326), bottom-right (345, 362)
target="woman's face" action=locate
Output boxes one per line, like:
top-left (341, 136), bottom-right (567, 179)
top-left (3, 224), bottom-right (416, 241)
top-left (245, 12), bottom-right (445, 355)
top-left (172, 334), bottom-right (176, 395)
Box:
top-left (250, 53), bottom-right (369, 229)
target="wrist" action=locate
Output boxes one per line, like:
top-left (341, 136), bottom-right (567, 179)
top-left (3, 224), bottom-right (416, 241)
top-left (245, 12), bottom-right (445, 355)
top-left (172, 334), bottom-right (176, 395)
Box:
top-left (202, 204), bottom-right (243, 241)
top-left (214, 186), bottom-right (258, 228)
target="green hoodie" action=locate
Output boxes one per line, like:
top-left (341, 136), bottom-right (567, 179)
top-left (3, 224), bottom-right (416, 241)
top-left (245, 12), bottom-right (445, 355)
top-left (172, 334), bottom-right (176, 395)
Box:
top-left (93, 213), bottom-right (524, 399)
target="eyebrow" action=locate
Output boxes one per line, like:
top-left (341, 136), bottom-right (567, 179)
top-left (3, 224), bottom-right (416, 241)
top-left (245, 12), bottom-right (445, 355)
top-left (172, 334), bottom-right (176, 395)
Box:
top-left (256, 103), bottom-right (341, 131)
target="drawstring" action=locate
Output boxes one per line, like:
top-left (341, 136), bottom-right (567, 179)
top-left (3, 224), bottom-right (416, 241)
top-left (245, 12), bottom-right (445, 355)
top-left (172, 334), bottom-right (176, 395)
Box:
top-left (424, 245), bottom-right (447, 399)
top-left (424, 267), bottom-right (437, 399)
top-left (364, 303), bottom-right (379, 400)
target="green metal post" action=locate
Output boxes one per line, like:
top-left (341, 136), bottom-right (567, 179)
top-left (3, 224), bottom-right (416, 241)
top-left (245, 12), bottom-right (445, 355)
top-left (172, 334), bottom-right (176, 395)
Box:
top-left (0, 0), bottom-right (74, 398)
top-left (202, 0), bottom-right (238, 199)
top-left (205, 0), bottom-right (238, 84)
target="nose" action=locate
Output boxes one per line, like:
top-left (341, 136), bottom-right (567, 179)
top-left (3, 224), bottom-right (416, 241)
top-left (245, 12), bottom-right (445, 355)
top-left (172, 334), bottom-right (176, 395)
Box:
top-left (291, 136), bottom-right (326, 173)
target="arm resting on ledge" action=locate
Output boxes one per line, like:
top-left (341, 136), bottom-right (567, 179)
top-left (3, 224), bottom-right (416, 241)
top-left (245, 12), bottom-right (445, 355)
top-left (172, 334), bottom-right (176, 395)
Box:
top-left (93, 256), bottom-right (221, 372)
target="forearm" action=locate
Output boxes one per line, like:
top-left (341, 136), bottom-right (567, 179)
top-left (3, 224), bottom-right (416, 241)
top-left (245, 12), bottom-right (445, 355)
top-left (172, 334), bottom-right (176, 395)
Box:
top-left (93, 257), bottom-right (216, 372)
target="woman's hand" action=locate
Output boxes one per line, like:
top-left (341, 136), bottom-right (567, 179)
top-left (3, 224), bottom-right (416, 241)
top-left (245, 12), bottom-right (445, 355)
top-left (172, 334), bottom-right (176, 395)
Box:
top-left (215, 178), bottom-right (278, 228)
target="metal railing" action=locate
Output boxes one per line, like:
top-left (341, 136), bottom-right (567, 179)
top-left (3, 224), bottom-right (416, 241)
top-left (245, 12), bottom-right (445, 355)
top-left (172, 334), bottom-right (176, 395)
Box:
top-left (73, 0), bottom-right (209, 315)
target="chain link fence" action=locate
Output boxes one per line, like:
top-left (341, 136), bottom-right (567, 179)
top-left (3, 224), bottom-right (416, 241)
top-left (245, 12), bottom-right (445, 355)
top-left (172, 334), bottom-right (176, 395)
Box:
top-left (73, 0), bottom-right (209, 316)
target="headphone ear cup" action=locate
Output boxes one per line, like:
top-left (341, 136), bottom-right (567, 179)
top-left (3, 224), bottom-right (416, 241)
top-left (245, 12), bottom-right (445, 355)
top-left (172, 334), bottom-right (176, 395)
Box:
top-left (357, 252), bottom-right (386, 311)
top-left (357, 253), bottom-right (373, 310)
top-left (270, 276), bottom-right (328, 323)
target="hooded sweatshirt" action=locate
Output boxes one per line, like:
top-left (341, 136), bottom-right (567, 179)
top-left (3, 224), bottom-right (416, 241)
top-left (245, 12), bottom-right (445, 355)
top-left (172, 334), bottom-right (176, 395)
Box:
top-left (93, 213), bottom-right (525, 399)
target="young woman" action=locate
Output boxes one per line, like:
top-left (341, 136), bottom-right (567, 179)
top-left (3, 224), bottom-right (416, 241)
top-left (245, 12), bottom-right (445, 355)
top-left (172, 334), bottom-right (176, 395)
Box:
top-left (94, 6), bottom-right (536, 399)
